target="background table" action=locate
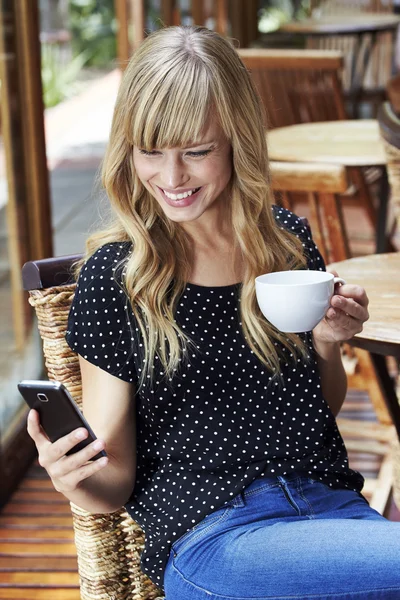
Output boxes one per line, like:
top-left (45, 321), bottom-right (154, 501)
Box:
top-left (329, 252), bottom-right (400, 440)
top-left (280, 14), bottom-right (400, 36)
top-left (267, 119), bottom-right (389, 253)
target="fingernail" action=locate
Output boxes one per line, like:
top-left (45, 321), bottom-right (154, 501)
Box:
top-left (98, 457), bottom-right (108, 466)
top-left (93, 440), bottom-right (103, 450)
top-left (75, 429), bottom-right (87, 440)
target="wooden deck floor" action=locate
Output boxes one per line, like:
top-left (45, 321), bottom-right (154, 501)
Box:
top-left (0, 389), bottom-right (399, 598)
top-left (0, 466), bottom-right (80, 599)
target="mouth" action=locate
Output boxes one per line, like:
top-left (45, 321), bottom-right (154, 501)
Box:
top-left (159, 186), bottom-right (201, 200)
top-left (156, 185), bottom-right (203, 207)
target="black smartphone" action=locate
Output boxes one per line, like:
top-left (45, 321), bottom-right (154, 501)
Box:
top-left (18, 380), bottom-right (107, 461)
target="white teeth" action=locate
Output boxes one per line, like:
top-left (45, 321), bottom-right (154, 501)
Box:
top-left (163, 188), bottom-right (198, 200)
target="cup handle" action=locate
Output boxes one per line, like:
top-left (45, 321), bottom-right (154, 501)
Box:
top-left (333, 277), bottom-right (346, 286)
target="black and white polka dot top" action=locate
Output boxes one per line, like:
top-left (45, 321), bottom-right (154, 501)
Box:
top-left (66, 207), bottom-right (364, 590)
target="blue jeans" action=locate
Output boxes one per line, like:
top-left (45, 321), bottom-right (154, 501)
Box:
top-left (164, 474), bottom-right (400, 599)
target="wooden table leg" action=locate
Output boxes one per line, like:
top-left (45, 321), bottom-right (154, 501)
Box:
top-left (376, 167), bottom-right (390, 253)
top-left (370, 352), bottom-right (400, 441)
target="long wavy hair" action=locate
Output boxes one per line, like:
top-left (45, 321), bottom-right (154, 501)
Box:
top-left (81, 26), bottom-right (309, 391)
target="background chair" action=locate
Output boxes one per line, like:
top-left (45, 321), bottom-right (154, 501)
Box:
top-left (21, 258), bottom-right (164, 600)
top-left (306, 0), bottom-right (395, 116)
top-left (237, 48), bottom-right (347, 128)
top-left (386, 75), bottom-right (400, 115)
top-left (238, 48), bottom-right (377, 239)
top-left (270, 159), bottom-right (398, 515)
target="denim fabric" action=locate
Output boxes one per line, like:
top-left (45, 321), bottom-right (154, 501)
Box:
top-left (164, 474), bottom-right (400, 599)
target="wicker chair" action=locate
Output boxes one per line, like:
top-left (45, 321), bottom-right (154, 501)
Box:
top-left (22, 257), bottom-right (164, 600)
top-left (378, 101), bottom-right (400, 243)
top-left (378, 101), bottom-right (400, 508)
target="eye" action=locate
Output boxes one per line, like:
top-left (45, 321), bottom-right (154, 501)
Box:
top-left (138, 149), bottom-right (160, 156)
top-left (186, 149), bottom-right (212, 158)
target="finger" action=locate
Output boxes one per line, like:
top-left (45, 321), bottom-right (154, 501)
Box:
top-left (333, 316), bottom-right (363, 336)
top-left (42, 428), bottom-right (90, 467)
top-left (51, 439), bottom-right (107, 479)
top-left (327, 268), bottom-right (339, 278)
top-left (27, 409), bottom-right (51, 448)
top-left (331, 295), bottom-right (369, 321)
top-left (61, 455), bottom-right (109, 492)
top-left (334, 284), bottom-right (369, 307)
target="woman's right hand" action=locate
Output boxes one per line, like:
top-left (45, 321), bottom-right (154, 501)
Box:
top-left (27, 409), bottom-right (109, 494)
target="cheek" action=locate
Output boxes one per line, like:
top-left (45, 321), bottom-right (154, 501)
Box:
top-left (133, 158), bottom-right (154, 184)
top-left (213, 157), bottom-right (232, 189)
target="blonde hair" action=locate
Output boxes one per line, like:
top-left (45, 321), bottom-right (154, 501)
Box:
top-left (82, 26), bottom-right (308, 391)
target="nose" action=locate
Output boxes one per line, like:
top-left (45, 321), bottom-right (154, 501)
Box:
top-left (164, 155), bottom-right (189, 189)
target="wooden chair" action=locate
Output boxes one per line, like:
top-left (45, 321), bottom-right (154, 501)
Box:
top-left (378, 101), bottom-right (400, 243)
top-left (237, 49), bottom-right (347, 129)
top-left (21, 258), bottom-right (164, 600)
top-left (270, 159), bottom-right (398, 515)
top-left (306, 0), bottom-right (395, 112)
top-left (386, 74), bottom-right (400, 114)
top-left (238, 48), bottom-right (378, 240)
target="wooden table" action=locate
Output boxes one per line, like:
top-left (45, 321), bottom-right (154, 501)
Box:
top-left (279, 14), bottom-right (400, 116)
top-left (267, 119), bottom-right (389, 253)
top-left (280, 14), bottom-right (400, 36)
top-left (329, 252), bottom-right (400, 440)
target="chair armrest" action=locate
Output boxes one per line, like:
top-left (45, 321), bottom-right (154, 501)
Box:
top-left (22, 254), bottom-right (83, 290)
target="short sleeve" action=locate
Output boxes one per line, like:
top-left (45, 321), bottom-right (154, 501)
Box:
top-left (66, 242), bottom-right (138, 383)
top-left (272, 205), bottom-right (326, 272)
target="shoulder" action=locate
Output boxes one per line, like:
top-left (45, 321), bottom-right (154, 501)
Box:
top-left (272, 205), bottom-right (309, 237)
top-left (271, 205), bottom-right (326, 271)
top-left (80, 242), bottom-right (132, 278)
top-left (74, 242), bottom-right (132, 302)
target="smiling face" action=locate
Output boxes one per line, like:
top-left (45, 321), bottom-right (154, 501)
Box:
top-left (132, 118), bottom-right (233, 230)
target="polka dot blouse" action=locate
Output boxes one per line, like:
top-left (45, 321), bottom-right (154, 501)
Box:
top-left (66, 207), bottom-right (364, 591)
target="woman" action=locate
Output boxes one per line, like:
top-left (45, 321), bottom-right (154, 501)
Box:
top-left (27, 26), bottom-right (400, 599)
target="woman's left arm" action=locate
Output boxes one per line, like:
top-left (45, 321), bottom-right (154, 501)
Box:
top-left (312, 273), bottom-right (370, 416)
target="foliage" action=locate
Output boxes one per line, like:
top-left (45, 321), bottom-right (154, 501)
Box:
top-left (68, 0), bottom-right (117, 67)
top-left (41, 44), bottom-right (91, 108)
top-left (259, 0), bottom-right (311, 33)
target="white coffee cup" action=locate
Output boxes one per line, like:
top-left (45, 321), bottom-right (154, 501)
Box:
top-left (255, 270), bottom-right (346, 333)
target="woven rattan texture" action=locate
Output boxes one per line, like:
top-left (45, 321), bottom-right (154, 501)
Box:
top-left (382, 139), bottom-right (400, 231)
top-left (28, 284), bottom-right (163, 600)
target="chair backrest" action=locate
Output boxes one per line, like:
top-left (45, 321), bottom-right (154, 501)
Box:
top-left (270, 161), bottom-right (350, 263)
top-left (377, 101), bottom-right (400, 234)
top-left (21, 261), bottom-right (163, 600)
top-left (305, 2), bottom-right (395, 93)
top-left (386, 75), bottom-right (400, 115)
top-left (237, 49), bottom-right (347, 129)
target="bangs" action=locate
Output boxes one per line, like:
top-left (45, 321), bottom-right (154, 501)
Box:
top-left (126, 59), bottom-right (213, 150)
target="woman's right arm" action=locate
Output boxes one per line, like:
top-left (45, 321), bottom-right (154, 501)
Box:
top-left (27, 355), bottom-right (137, 514)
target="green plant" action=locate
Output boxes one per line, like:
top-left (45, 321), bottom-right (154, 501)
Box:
top-left (41, 44), bottom-right (91, 108)
top-left (68, 0), bottom-right (117, 68)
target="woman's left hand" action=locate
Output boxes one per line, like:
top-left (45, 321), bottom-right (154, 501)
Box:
top-left (312, 270), bottom-right (369, 345)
